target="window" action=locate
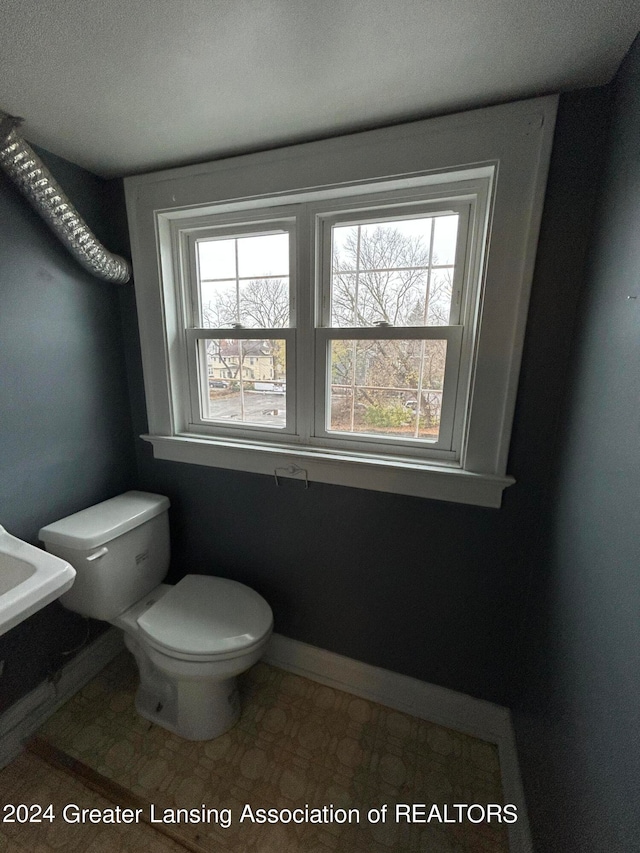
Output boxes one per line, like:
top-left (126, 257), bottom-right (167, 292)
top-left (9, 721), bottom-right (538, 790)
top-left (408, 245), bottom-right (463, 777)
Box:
top-left (174, 189), bottom-right (484, 461)
top-left (125, 95), bottom-right (557, 506)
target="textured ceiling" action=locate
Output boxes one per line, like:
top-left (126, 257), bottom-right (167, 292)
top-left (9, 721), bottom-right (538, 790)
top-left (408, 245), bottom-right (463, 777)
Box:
top-left (0, 0), bottom-right (638, 177)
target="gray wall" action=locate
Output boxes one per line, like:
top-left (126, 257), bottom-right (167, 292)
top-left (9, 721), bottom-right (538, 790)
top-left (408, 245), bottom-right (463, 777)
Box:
top-left (125, 87), bottom-right (611, 708)
top-left (512, 38), bottom-right (640, 852)
top-left (0, 150), bottom-right (136, 710)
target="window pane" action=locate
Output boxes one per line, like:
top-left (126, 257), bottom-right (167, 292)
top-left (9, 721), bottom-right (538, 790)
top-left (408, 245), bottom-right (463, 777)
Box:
top-left (200, 278), bottom-right (290, 329)
top-left (197, 232), bottom-right (290, 327)
top-left (200, 280), bottom-right (237, 327)
top-left (432, 215), bottom-right (458, 265)
top-left (198, 239), bottom-right (236, 279)
top-left (203, 339), bottom-right (286, 428)
top-left (426, 269), bottom-right (454, 326)
top-left (237, 233), bottom-right (289, 278)
top-left (330, 214), bottom-right (458, 327)
top-left (237, 278), bottom-right (289, 328)
top-left (328, 339), bottom-right (446, 441)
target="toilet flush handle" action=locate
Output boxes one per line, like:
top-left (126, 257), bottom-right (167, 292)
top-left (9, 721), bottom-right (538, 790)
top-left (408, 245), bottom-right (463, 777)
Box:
top-left (86, 546), bottom-right (108, 562)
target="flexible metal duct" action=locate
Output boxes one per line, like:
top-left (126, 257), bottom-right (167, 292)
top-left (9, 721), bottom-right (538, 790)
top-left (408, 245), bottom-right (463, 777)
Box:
top-left (0, 111), bottom-right (130, 283)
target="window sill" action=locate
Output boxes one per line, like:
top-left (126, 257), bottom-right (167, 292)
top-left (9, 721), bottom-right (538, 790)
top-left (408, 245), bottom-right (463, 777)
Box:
top-left (141, 433), bottom-right (514, 507)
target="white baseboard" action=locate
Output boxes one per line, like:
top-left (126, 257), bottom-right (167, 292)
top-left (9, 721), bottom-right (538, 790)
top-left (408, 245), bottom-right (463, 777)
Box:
top-left (0, 627), bottom-right (124, 770)
top-left (0, 627), bottom-right (532, 851)
top-left (264, 632), bottom-right (533, 853)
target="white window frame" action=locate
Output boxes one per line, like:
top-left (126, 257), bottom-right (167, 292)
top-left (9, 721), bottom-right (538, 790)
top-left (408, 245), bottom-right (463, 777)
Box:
top-left (125, 95), bottom-right (557, 507)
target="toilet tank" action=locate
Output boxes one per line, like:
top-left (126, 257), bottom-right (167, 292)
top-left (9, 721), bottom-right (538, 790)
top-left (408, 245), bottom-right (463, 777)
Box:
top-left (39, 491), bottom-right (171, 621)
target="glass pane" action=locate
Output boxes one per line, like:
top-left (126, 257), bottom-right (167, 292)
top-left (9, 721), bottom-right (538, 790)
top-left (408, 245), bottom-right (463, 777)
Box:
top-left (237, 233), bottom-right (289, 278)
top-left (432, 214), bottom-right (458, 265)
top-left (197, 232), bottom-right (290, 327)
top-left (198, 239), bottom-right (236, 280)
top-left (426, 269), bottom-right (454, 326)
top-left (238, 278), bottom-right (289, 328)
top-left (328, 339), bottom-right (446, 441)
top-left (203, 339), bottom-right (286, 428)
top-left (330, 214), bottom-right (458, 327)
top-left (200, 280), bottom-right (237, 327)
top-left (200, 278), bottom-right (290, 329)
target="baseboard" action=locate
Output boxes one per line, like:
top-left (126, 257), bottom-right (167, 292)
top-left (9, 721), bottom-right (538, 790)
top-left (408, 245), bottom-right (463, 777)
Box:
top-left (0, 627), bottom-right (532, 850)
top-left (264, 632), bottom-right (533, 853)
top-left (0, 627), bottom-right (124, 770)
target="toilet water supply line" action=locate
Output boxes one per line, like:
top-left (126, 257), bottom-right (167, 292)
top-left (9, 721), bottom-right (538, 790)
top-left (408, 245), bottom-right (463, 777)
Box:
top-left (0, 111), bottom-right (131, 283)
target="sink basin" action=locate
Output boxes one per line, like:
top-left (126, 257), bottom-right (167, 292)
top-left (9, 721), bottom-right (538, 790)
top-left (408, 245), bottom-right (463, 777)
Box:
top-left (0, 525), bottom-right (76, 636)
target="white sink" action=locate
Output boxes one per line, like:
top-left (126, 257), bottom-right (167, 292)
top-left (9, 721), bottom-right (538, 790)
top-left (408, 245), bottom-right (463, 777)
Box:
top-left (0, 525), bottom-right (76, 636)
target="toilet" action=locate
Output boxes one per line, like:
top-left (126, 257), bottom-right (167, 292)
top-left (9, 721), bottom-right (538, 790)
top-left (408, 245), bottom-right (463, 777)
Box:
top-left (38, 491), bottom-right (273, 741)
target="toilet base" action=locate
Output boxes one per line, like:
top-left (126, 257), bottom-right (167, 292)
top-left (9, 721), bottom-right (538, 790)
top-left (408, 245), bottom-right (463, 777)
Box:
top-left (135, 674), bottom-right (240, 741)
top-left (124, 635), bottom-right (241, 740)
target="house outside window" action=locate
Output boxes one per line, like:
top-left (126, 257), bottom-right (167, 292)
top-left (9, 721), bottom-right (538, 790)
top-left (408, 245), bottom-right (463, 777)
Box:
top-left (125, 96), bottom-right (557, 507)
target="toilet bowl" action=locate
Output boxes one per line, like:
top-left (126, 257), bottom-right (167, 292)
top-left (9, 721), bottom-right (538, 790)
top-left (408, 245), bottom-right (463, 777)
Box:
top-left (39, 491), bottom-right (273, 740)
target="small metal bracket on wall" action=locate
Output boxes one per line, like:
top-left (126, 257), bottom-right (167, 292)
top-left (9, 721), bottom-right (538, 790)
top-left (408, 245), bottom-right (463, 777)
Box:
top-left (274, 464), bottom-right (309, 488)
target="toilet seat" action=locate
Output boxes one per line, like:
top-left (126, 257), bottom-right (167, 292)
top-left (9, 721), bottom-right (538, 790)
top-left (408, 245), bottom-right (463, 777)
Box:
top-left (136, 574), bottom-right (273, 663)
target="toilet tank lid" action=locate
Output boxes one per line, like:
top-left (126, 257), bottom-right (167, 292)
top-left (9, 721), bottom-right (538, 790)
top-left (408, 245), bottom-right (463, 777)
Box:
top-left (38, 491), bottom-right (170, 550)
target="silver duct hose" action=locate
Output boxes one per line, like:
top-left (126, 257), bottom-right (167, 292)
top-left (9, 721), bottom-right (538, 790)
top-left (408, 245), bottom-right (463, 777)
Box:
top-left (0, 112), bottom-right (131, 283)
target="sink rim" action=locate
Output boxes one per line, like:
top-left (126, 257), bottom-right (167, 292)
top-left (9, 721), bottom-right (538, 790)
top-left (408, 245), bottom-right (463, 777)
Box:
top-left (0, 525), bottom-right (76, 637)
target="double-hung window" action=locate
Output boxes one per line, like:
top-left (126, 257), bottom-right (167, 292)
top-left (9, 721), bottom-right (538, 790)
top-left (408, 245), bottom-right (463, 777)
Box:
top-left (126, 95), bottom-right (556, 506)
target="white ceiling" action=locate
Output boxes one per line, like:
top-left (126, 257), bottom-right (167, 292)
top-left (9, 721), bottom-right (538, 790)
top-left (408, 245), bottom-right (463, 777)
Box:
top-left (0, 0), bottom-right (637, 177)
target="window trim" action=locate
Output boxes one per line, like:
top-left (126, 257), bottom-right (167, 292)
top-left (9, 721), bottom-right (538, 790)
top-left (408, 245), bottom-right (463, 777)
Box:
top-left (125, 95), bottom-right (557, 507)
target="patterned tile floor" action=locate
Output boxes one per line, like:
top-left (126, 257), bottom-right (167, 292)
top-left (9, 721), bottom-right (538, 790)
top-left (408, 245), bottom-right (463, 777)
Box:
top-left (0, 653), bottom-right (509, 852)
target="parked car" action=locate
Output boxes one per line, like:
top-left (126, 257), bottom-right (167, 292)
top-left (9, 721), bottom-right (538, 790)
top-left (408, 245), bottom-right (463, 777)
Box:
top-left (254, 382), bottom-right (285, 393)
top-left (209, 379), bottom-right (229, 389)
